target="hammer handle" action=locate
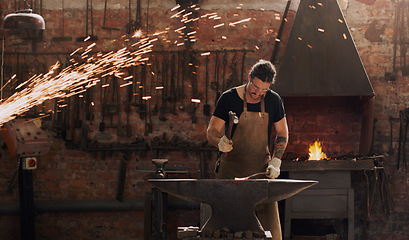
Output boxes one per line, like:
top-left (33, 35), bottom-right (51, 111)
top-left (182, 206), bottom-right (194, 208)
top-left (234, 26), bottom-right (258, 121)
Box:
top-left (227, 121), bottom-right (234, 140)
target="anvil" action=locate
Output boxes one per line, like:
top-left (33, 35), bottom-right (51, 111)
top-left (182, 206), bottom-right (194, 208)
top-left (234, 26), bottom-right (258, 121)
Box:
top-left (149, 178), bottom-right (318, 237)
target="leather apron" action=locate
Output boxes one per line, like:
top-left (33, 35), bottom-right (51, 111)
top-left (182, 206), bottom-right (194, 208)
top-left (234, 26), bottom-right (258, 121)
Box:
top-left (215, 88), bottom-right (282, 240)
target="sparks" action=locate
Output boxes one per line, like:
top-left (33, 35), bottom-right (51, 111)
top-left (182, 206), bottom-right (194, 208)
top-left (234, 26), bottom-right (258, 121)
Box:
top-left (0, 3), bottom-right (254, 126)
top-left (0, 32), bottom-right (154, 125)
top-left (120, 82), bottom-right (133, 88)
top-left (214, 23), bottom-right (225, 28)
top-left (229, 18), bottom-right (251, 26)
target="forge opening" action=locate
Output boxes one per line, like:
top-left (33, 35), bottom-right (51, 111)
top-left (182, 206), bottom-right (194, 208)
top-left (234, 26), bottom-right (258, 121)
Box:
top-left (290, 219), bottom-right (345, 239)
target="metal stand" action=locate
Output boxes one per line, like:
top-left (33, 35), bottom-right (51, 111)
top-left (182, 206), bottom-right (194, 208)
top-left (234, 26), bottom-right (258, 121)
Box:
top-left (18, 158), bottom-right (35, 240)
top-left (143, 159), bottom-right (169, 240)
top-left (152, 159), bottom-right (168, 240)
top-left (141, 159), bottom-right (190, 240)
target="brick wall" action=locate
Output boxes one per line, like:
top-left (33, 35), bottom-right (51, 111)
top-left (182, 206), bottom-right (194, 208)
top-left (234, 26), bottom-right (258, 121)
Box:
top-left (283, 97), bottom-right (363, 159)
top-left (0, 0), bottom-right (408, 239)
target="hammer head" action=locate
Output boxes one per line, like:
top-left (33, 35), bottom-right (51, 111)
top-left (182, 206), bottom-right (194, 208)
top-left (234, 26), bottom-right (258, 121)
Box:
top-left (228, 111), bottom-right (239, 124)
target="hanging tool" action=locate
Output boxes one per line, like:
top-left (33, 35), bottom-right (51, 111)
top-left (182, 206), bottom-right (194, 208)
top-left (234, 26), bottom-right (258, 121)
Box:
top-left (115, 76), bottom-right (125, 137)
top-left (191, 51), bottom-right (200, 99)
top-left (52, 0), bottom-right (72, 41)
top-left (270, 0), bottom-right (291, 64)
top-left (99, 77), bottom-right (108, 131)
top-left (389, 116), bottom-right (394, 155)
top-left (240, 51), bottom-right (246, 84)
top-left (74, 93), bottom-right (82, 128)
top-left (132, 64), bottom-right (140, 108)
top-left (159, 55), bottom-right (168, 121)
top-left (186, 52), bottom-right (200, 123)
top-left (146, 0), bottom-right (150, 35)
top-left (80, 91), bottom-right (89, 150)
top-left (106, 75), bottom-right (119, 128)
top-left (136, 0), bottom-right (142, 29)
top-left (124, 67), bottom-right (134, 137)
top-left (102, 0), bottom-right (120, 30)
top-left (203, 55), bottom-right (210, 116)
top-left (176, 51), bottom-right (181, 103)
top-left (146, 59), bottom-right (153, 134)
top-left (222, 51), bottom-right (228, 91)
top-left (364, 165), bottom-right (395, 218)
top-left (178, 51), bottom-right (188, 111)
top-left (139, 63), bottom-right (147, 120)
top-left (116, 152), bottom-right (130, 202)
top-left (126, 0), bottom-right (141, 34)
top-left (226, 51), bottom-right (240, 89)
top-left (76, 0), bottom-right (98, 41)
top-left (142, 63), bottom-right (150, 136)
top-left (61, 97), bottom-right (69, 140)
top-left (125, 79), bottom-right (133, 137)
top-left (397, 108), bottom-right (409, 170)
top-left (152, 58), bottom-right (160, 115)
top-left (169, 54), bottom-right (177, 115)
top-left (212, 52), bottom-right (221, 105)
top-left (86, 81), bottom-right (94, 123)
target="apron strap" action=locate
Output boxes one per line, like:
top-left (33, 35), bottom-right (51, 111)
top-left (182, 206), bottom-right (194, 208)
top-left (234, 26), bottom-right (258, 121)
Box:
top-left (243, 85), bottom-right (248, 112)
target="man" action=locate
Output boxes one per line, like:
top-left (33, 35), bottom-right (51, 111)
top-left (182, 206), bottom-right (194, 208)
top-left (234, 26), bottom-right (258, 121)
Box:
top-left (206, 59), bottom-right (288, 239)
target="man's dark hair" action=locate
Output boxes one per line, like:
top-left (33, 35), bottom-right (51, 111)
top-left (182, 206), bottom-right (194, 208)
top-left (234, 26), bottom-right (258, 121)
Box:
top-left (249, 59), bottom-right (276, 84)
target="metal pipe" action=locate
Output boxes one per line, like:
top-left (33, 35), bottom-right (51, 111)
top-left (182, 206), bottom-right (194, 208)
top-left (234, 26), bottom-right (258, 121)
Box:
top-left (359, 96), bottom-right (375, 155)
top-left (0, 199), bottom-right (199, 214)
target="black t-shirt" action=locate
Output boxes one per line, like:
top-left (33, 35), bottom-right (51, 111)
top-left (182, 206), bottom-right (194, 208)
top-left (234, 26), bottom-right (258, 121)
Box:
top-left (213, 87), bottom-right (286, 143)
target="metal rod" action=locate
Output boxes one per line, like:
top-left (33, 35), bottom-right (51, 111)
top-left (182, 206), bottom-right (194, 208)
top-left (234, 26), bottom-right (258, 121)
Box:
top-left (270, 0), bottom-right (291, 64)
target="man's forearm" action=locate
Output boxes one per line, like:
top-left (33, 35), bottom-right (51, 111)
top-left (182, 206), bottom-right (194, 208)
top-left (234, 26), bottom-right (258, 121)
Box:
top-left (273, 136), bottom-right (288, 159)
top-left (207, 128), bottom-right (223, 148)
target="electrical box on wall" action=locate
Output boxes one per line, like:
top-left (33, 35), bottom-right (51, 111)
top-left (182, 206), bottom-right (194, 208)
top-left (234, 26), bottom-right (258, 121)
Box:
top-left (22, 157), bottom-right (37, 170)
top-left (2, 119), bottom-right (53, 158)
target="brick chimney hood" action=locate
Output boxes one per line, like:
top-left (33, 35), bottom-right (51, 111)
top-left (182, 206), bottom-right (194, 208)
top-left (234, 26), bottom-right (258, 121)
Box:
top-left (273, 0), bottom-right (375, 97)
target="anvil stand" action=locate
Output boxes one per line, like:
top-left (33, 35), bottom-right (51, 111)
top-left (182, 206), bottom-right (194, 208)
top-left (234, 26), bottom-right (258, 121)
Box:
top-left (18, 158), bottom-right (36, 240)
top-left (142, 159), bottom-right (190, 240)
top-left (151, 159), bottom-right (168, 240)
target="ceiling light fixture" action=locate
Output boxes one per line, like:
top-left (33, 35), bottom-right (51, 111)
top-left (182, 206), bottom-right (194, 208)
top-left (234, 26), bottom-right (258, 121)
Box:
top-left (3, 0), bottom-right (45, 30)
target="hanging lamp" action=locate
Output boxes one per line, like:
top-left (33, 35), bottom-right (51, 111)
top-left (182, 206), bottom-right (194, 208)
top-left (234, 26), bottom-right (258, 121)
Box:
top-left (3, 8), bottom-right (45, 30)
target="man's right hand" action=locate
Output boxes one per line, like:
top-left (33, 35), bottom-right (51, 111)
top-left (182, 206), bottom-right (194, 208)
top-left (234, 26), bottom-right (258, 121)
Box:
top-left (218, 135), bottom-right (233, 152)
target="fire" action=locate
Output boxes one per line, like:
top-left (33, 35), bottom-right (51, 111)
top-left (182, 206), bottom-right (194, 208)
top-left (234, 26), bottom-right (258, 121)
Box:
top-left (308, 140), bottom-right (327, 161)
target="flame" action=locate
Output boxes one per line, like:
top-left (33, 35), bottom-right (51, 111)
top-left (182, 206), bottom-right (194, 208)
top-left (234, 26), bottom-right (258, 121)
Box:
top-left (308, 140), bottom-right (327, 161)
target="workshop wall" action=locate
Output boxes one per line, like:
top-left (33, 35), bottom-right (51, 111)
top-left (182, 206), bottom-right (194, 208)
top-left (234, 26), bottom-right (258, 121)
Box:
top-left (0, 0), bottom-right (290, 239)
top-left (0, 0), bottom-right (408, 239)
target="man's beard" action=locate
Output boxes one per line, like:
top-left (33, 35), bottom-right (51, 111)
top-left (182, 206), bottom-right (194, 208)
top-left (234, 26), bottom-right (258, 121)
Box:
top-left (249, 91), bottom-right (261, 101)
top-left (246, 83), bottom-right (262, 101)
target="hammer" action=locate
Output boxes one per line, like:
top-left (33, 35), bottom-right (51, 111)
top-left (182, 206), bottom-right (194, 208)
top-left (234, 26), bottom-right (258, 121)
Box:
top-left (227, 111), bottom-right (239, 139)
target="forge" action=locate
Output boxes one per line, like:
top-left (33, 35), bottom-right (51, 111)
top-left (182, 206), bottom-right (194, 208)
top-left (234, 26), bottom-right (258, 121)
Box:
top-left (270, 0), bottom-right (379, 238)
top-left (149, 178), bottom-right (318, 238)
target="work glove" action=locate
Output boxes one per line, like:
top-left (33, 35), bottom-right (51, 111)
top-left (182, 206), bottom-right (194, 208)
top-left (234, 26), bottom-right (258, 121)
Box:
top-left (266, 157), bottom-right (281, 179)
top-left (218, 135), bottom-right (233, 152)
